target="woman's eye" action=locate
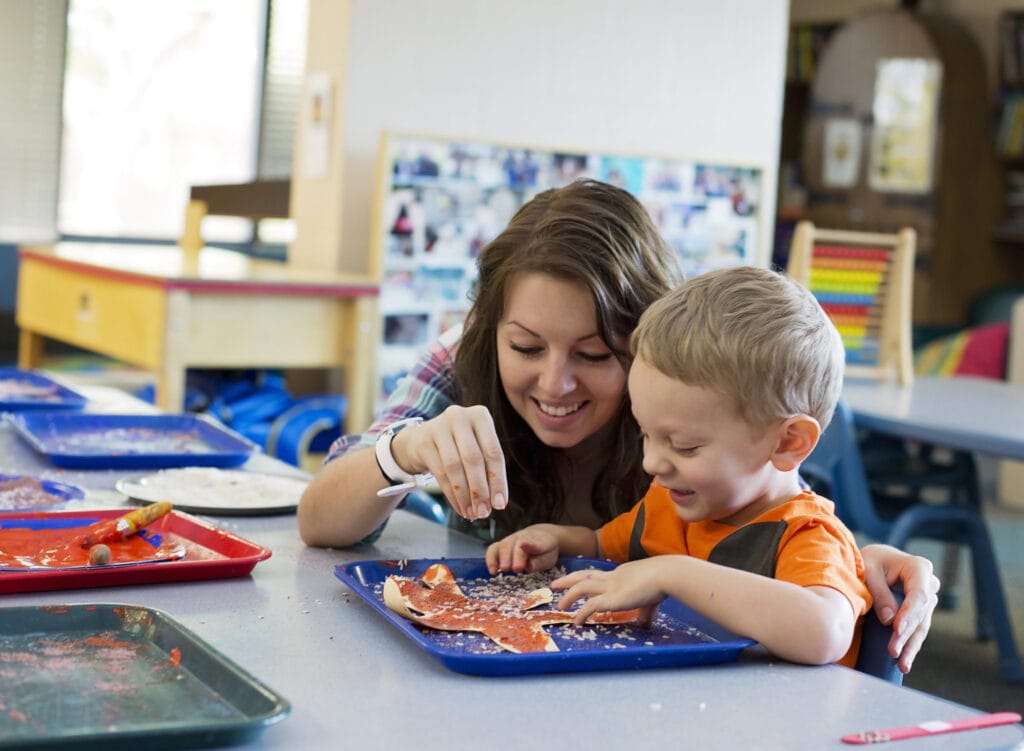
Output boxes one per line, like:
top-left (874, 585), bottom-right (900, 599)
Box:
top-left (509, 343), bottom-right (541, 357)
top-left (578, 352), bottom-right (613, 363)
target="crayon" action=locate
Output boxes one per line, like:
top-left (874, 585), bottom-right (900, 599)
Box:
top-left (78, 502), bottom-right (173, 549)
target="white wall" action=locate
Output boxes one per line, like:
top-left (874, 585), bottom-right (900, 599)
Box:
top-left (329, 0), bottom-right (789, 274)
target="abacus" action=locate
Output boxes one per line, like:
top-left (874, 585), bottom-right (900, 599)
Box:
top-left (787, 221), bottom-right (917, 384)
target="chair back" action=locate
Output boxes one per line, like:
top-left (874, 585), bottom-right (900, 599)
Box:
top-left (787, 221), bottom-right (916, 385)
top-left (854, 594), bottom-right (904, 685)
top-left (802, 400), bottom-right (891, 543)
top-left (802, 399), bottom-right (903, 684)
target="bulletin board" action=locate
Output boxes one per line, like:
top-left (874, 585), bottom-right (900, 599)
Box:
top-left (371, 132), bottom-right (765, 405)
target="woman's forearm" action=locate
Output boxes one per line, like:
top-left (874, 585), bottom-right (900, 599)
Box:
top-left (297, 447), bottom-right (404, 547)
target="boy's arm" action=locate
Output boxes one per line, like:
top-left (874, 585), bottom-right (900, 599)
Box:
top-left (485, 524), bottom-right (599, 575)
top-left (557, 555), bottom-right (856, 666)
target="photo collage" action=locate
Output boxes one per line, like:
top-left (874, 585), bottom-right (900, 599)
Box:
top-left (374, 134), bottom-right (763, 406)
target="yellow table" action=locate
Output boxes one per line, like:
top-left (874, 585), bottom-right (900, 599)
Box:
top-left (16, 243), bottom-right (379, 432)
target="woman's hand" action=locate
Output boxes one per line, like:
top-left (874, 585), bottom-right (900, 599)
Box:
top-left (390, 405), bottom-right (509, 521)
top-left (861, 543), bottom-right (940, 673)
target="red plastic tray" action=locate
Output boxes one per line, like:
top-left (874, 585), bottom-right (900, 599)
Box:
top-left (0, 509), bottom-right (271, 594)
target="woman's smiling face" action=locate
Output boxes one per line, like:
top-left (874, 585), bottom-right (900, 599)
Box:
top-left (496, 273), bottom-right (627, 449)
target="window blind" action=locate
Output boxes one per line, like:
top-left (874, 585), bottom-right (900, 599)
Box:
top-left (0, 0), bottom-right (67, 243)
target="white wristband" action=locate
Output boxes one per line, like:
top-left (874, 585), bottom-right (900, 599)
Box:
top-left (374, 417), bottom-right (424, 485)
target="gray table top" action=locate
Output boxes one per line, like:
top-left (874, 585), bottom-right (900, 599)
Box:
top-left (843, 376), bottom-right (1024, 461)
top-left (2, 391), bottom-right (1023, 750)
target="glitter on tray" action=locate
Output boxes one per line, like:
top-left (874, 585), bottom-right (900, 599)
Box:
top-left (371, 565), bottom-right (719, 655)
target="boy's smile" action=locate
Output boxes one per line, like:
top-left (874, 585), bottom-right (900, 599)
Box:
top-left (628, 354), bottom-right (802, 526)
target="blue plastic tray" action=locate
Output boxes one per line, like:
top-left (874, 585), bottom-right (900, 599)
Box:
top-left (334, 557), bottom-right (756, 676)
top-left (6, 412), bottom-right (259, 469)
top-left (0, 472), bottom-right (85, 512)
top-left (0, 368), bottom-right (87, 412)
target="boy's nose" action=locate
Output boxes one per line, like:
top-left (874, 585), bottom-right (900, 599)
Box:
top-left (642, 447), bottom-right (670, 477)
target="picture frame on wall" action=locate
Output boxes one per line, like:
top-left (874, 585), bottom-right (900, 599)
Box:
top-left (371, 131), bottom-right (765, 408)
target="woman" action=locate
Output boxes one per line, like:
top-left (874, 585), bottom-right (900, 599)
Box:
top-left (298, 179), bottom-right (938, 672)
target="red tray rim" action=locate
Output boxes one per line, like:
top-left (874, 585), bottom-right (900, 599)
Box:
top-left (0, 509), bottom-right (271, 594)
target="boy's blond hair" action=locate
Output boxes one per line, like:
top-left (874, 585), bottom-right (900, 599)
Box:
top-left (631, 265), bottom-right (845, 431)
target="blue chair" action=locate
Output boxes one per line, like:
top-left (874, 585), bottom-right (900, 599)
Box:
top-left (855, 592), bottom-right (903, 685)
top-left (265, 395), bottom-right (347, 467)
top-left (399, 491), bottom-right (447, 525)
top-left (802, 400), bottom-right (1023, 683)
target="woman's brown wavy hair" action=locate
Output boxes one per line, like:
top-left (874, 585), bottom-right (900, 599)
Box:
top-left (452, 179), bottom-right (683, 539)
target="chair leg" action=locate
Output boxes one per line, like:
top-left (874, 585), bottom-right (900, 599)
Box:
top-left (937, 543), bottom-right (961, 611)
top-left (966, 520), bottom-right (1023, 683)
top-left (937, 452), bottom-right (980, 611)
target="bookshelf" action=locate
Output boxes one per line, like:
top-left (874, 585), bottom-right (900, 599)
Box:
top-left (993, 10), bottom-right (1024, 245)
top-left (775, 22), bottom-right (839, 268)
top-left (798, 8), bottom-right (1004, 327)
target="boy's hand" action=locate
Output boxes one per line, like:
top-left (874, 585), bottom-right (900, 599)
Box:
top-left (485, 525), bottom-right (561, 575)
top-left (552, 560), bottom-right (664, 626)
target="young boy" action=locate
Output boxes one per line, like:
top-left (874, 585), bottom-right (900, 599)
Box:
top-left (485, 265), bottom-right (871, 667)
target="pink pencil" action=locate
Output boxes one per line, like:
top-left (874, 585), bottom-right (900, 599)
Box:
top-left (842, 711), bottom-right (1022, 744)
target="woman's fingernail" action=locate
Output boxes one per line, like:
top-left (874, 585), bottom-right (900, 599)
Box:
top-left (476, 503), bottom-right (490, 518)
top-left (494, 493), bottom-right (506, 510)
top-left (880, 606), bottom-right (895, 625)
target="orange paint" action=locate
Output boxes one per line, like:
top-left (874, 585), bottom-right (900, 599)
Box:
top-left (0, 527), bottom-right (181, 568)
top-left (386, 564), bottom-right (638, 653)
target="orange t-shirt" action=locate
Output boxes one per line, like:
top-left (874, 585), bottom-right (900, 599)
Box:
top-left (598, 487), bottom-right (871, 667)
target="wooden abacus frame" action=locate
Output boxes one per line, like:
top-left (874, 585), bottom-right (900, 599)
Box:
top-left (787, 220), bottom-right (917, 385)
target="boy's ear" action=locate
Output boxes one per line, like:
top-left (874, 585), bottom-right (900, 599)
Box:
top-left (771, 415), bottom-right (821, 472)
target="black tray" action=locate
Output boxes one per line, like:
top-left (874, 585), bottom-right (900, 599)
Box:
top-left (0, 604), bottom-right (290, 749)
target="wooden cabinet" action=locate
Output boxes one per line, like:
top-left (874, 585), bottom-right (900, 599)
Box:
top-left (799, 8), bottom-right (1003, 327)
top-left (16, 244), bottom-right (380, 430)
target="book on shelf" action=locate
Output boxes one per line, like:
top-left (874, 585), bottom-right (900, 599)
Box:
top-left (1000, 12), bottom-right (1024, 86)
top-left (996, 91), bottom-right (1024, 156)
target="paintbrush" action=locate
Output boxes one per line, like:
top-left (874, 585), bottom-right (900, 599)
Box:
top-left (77, 501), bottom-right (173, 550)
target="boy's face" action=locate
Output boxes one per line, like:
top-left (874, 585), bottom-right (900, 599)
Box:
top-left (628, 354), bottom-right (794, 526)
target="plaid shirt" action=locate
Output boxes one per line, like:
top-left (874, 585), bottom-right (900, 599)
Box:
top-left (322, 326), bottom-right (466, 543)
top-left (325, 323), bottom-right (463, 461)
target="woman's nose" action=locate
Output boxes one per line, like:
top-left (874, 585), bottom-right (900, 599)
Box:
top-left (537, 356), bottom-right (575, 395)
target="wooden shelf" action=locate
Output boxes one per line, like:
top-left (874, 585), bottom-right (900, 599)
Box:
top-left (992, 220), bottom-right (1024, 245)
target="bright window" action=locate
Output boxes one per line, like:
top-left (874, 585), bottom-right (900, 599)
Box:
top-left (58, 0), bottom-right (263, 241)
